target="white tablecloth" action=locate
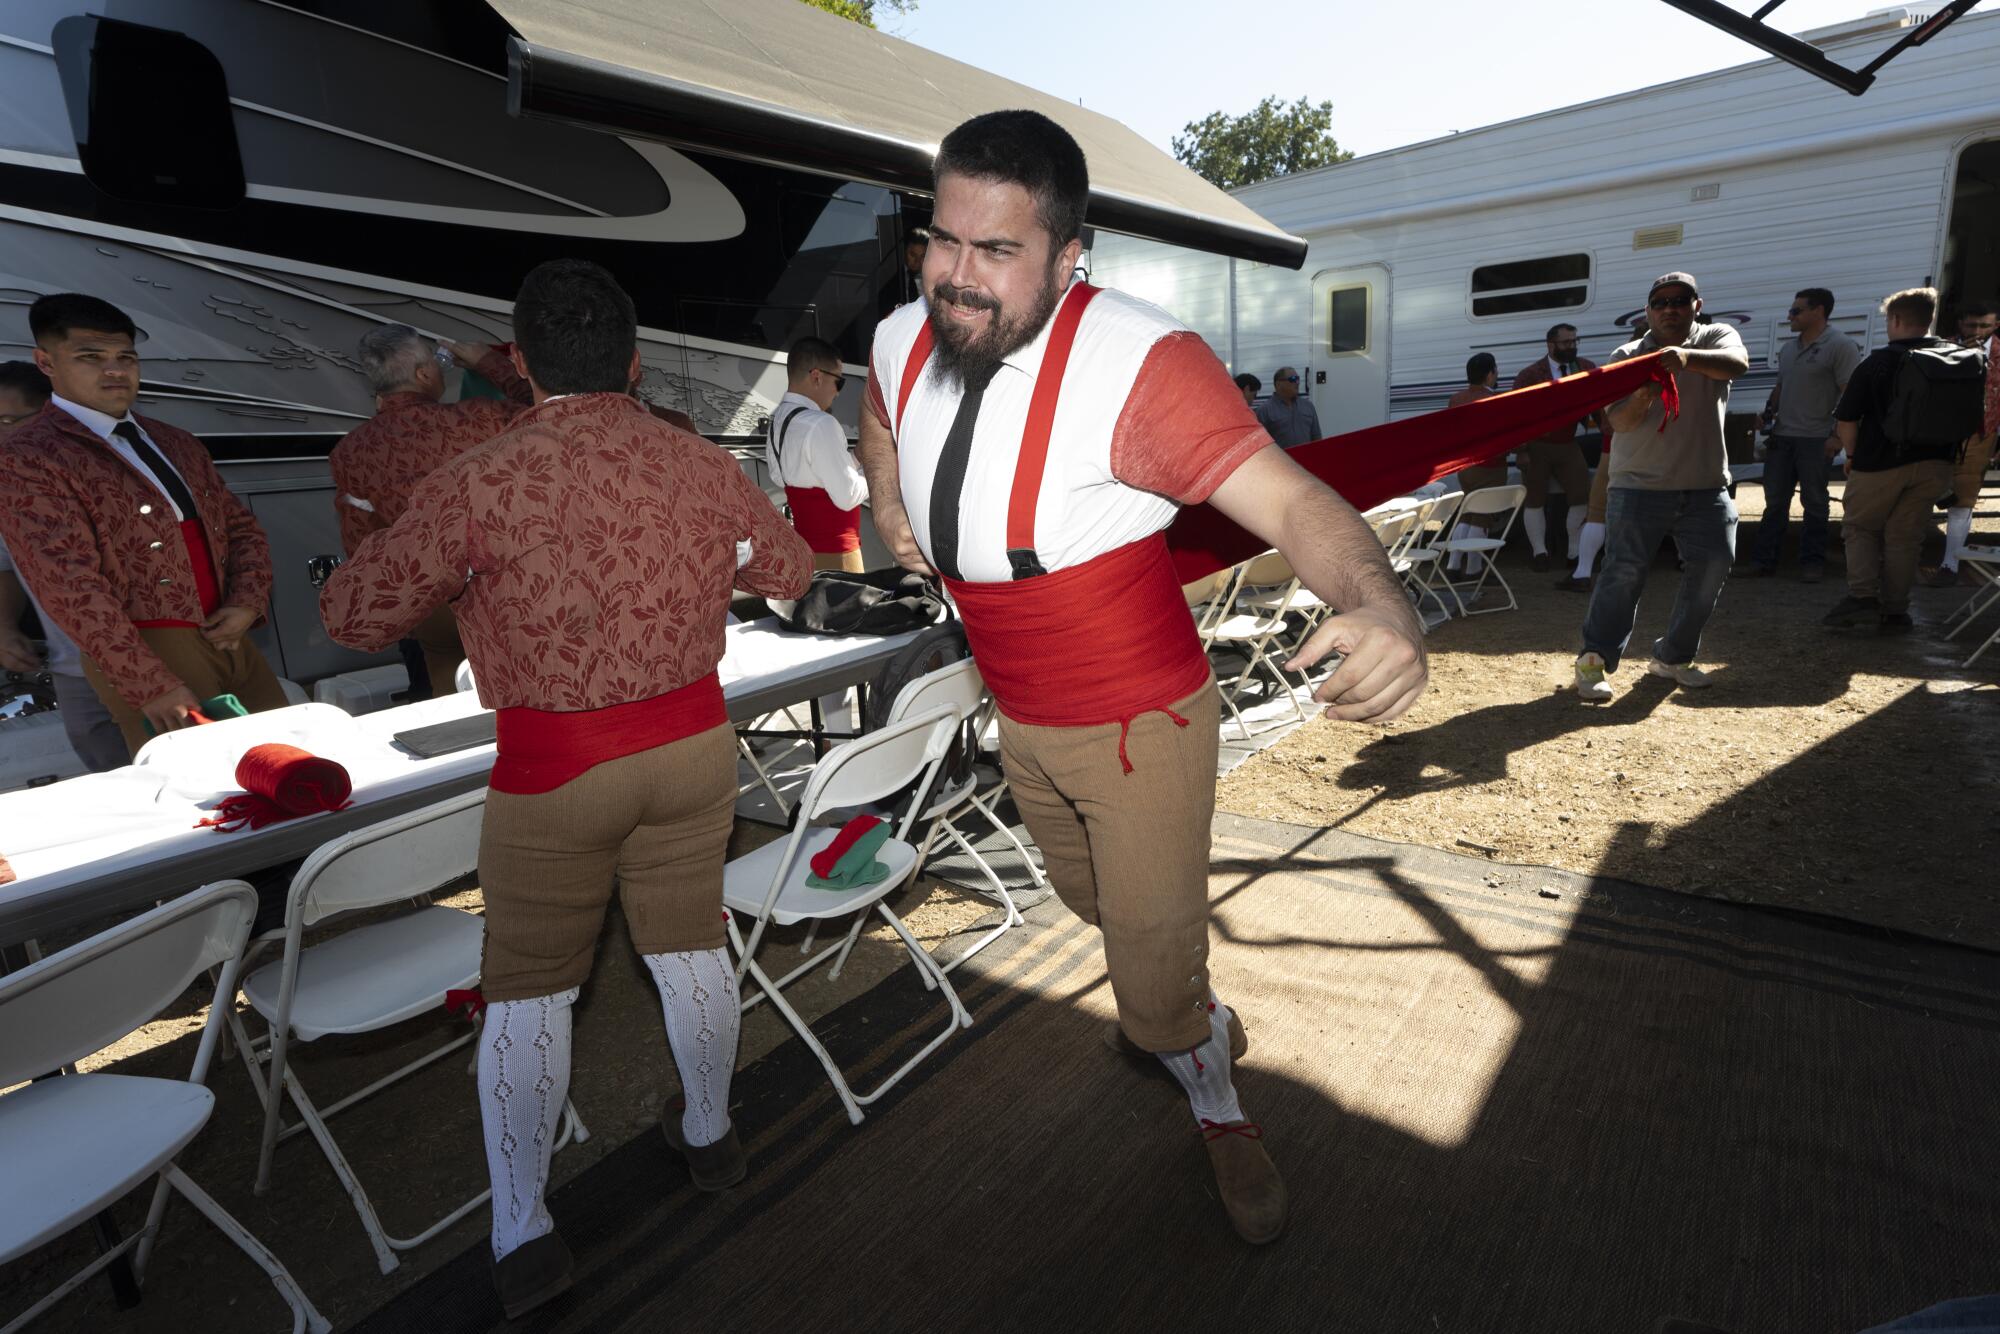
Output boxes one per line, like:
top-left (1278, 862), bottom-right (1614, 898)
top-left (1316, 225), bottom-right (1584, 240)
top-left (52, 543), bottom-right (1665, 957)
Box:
top-left (0, 619), bottom-right (915, 909)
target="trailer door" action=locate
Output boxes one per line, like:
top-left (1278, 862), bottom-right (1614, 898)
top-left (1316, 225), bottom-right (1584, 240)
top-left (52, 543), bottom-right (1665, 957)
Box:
top-left (1311, 264), bottom-right (1390, 433)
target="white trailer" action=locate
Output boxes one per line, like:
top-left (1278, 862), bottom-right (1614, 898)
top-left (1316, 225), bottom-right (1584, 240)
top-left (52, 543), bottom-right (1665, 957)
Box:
top-left (1092, 5), bottom-right (2000, 438)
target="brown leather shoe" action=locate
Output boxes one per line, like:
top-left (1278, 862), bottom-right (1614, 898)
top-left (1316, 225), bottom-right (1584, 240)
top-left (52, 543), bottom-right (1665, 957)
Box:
top-left (1103, 1007), bottom-right (1248, 1063)
top-left (660, 1101), bottom-right (747, 1191)
top-left (1202, 1120), bottom-right (1287, 1244)
top-left (492, 1231), bottom-right (573, 1321)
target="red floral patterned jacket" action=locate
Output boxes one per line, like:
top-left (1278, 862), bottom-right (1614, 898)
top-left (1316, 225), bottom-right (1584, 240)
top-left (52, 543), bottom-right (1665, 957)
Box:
top-left (321, 393), bottom-right (812, 710)
top-left (329, 349), bottom-right (533, 555)
top-left (0, 405), bottom-right (273, 705)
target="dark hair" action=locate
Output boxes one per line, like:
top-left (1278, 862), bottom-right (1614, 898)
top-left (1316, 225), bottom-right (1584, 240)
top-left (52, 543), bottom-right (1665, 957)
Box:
top-left (511, 259), bottom-right (636, 396)
top-left (0, 360), bottom-right (52, 402)
top-left (1466, 352), bottom-right (1498, 384)
top-left (1234, 372), bottom-right (1261, 394)
top-left (1961, 296), bottom-right (2000, 318)
top-left (785, 335), bottom-right (842, 381)
top-left (906, 227), bottom-right (930, 244)
top-left (934, 110), bottom-right (1089, 251)
top-left (1795, 287), bottom-right (1835, 316)
top-left (29, 292), bottom-right (138, 344)
top-left (1544, 323), bottom-right (1578, 342)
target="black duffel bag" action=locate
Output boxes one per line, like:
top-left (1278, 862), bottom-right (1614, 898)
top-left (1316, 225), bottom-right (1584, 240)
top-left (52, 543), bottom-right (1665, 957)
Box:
top-left (783, 568), bottom-right (948, 637)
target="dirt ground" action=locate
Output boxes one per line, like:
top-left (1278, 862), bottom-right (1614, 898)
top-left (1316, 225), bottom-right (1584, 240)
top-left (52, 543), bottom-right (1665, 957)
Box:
top-left (1219, 478), bottom-right (2000, 950)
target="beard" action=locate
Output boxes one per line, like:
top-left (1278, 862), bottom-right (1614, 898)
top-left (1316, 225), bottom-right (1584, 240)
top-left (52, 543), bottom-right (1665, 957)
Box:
top-left (926, 264), bottom-right (1067, 389)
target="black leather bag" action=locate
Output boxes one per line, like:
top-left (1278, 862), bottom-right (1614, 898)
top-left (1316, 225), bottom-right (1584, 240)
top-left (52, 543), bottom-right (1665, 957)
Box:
top-left (783, 568), bottom-right (948, 637)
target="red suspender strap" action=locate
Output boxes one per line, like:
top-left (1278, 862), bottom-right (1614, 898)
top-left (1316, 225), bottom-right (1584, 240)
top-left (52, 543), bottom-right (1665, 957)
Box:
top-left (895, 320), bottom-right (934, 434)
top-left (1003, 282), bottom-right (1100, 580)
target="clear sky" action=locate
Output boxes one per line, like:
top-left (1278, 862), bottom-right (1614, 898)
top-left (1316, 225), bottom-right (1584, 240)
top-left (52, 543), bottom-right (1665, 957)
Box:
top-left (890, 1), bottom-right (1963, 160)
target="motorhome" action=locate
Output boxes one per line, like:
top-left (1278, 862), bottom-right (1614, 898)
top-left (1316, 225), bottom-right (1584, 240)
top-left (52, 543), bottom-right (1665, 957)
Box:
top-left (1093, 5), bottom-right (2000, 440)
top-left (0, 0), bottom-right (1297, 784)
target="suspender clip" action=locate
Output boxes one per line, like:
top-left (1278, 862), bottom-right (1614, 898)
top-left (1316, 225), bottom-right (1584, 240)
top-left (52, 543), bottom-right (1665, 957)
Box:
top-left (1006, 548), bottom-right (1047, 581)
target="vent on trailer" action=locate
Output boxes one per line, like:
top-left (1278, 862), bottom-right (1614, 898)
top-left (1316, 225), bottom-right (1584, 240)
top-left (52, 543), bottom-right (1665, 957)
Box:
top-left (1633, 224), bottom-right (1686, 250)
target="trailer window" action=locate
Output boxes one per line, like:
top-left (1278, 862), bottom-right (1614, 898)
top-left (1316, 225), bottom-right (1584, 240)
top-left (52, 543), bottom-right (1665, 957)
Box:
top-left (1471, 254), bottom-right (1590, 318)
top-left (1327, 285), bottom-right (1369, 355)
top-left (52, 16), bottom-right (245, 209)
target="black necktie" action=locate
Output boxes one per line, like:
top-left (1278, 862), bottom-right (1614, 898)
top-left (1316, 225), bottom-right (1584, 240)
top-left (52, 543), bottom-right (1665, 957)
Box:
top-left (926, 367), bottom-right (996, 582)
top-left (113, 421), bottom-right (197, 518)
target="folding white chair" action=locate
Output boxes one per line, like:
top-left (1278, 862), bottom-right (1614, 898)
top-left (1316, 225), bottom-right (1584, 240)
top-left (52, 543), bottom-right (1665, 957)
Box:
top-left (1399, 491), bottom-right (1465, 620)
top-left (453, 658), bottom-right (475, 693)
top-left (1418, 483), bottom-right (1528, 617)
top-left (1942, 544), bottom-right (2000, 667)
top-left (877, 657), bottom-right (1046, 973)
top-left (1205, 551), bottom-right (1313, 735)
top-left (0, 884), bottom-right (330, 1334)
top-left (723, 707), bottom-right (969, 1125)
top-left (225, 789), bottom-right (587, 1275)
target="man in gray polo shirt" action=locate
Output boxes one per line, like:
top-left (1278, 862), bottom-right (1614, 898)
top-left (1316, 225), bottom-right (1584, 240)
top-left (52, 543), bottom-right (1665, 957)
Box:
top-left (1746, 287), bottom-right (1861, 581)
top-left (1573, 272), bottom-right (1749, 702)
top-left (1255, 366), bottom-right (1322, 447)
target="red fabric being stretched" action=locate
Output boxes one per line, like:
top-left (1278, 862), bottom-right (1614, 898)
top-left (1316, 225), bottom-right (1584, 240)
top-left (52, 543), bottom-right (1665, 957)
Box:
top-left (1166, 350), bottom-right (1680, 582)
top-left (196, 744), bottom-right (354, 832)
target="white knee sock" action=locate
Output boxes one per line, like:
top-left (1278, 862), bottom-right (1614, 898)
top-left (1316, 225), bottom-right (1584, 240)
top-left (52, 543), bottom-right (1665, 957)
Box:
top-left (1566, 505), bottom-right (1586, 552)
top-left (480, 988), bottom-right (577, 1261)
top-left (644, 947), bottom-right (740, 1148)
top-left (1573, 521), bottom-right (1606, 578)
top-left (1522, 508), bottom-right (1549, 555)
top-left (1156, 996), bottom-right (1245, 1128)
top-left (1944, 507), bottom-right (1973, 570)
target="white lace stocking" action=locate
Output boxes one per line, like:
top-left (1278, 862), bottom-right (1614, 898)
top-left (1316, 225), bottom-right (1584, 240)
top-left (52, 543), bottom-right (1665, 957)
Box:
top-left (1157, 996), bottom-right (1245, 1128)
top-left (644, 947), bottom-right (740, 1148)
top-left (479, 988), bottom-right (577, 1261)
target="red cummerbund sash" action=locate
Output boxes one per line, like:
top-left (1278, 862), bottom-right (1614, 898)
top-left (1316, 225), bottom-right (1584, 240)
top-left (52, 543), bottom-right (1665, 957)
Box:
top-left (134, 517), bottom-right (223, 630)
top-left (786, 486), bottom-right (862, 554)
top-left (944, 534), bottom-right (1210, 729)
top-left (490, 672), bottom-right (727, 795)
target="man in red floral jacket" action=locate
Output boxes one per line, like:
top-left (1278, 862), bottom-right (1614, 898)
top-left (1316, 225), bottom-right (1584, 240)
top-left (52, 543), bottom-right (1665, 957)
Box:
top-left (0, 293), bottom-right (285, 755)
top-left (322, 259), bottom-right (810, 1319)
top-left (330, 326), bottom-right (534, 694)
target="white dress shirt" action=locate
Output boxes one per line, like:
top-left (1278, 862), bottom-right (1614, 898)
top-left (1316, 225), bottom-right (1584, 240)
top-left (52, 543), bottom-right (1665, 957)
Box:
top-left (48, 393), bottom-right (190, 520)
top-left (767, 392), bottom-right (867, 510)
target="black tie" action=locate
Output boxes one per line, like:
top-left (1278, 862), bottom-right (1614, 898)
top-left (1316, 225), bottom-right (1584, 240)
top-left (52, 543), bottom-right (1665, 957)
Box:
top-left (926, 366), bottom-right (996, 582)
top-left (113, 421), bottom-right (197, 518)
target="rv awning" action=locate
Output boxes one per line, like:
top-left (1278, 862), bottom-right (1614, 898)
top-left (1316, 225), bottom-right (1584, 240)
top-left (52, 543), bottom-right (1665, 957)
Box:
top-left (485, 0), bottom-right (1308, 269)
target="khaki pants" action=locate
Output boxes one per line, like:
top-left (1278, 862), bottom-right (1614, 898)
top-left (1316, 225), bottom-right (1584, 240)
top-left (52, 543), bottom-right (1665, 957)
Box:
top-left (1521, 438), bottom-right (1591, 507)
top-left (411, 603), bottom-right (465, 698)
top-left (477, 723), bottom-right (737, 1002)
top-left (998, 681), bottom-right (1220, 1052)
top-left (1586, 449), bottom-right (1612, 525)
top-left (1952, 430), bottom-right (1996, 508)
top-left (83, 625), bottom-right (289, 757)
top-left (811, 549), bottom-right (866, 574)
top-left (1842, 460), bottom-right (1955, 613)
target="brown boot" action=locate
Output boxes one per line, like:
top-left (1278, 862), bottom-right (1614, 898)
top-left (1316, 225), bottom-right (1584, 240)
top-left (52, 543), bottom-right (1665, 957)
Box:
top-left (1202, 1120), bottom-right (1287, 1244)
top-left (661, 1101), bottom-right (747, 1191)
top-left (1103, 1008), bottom-right (1248, 1063)
top-left (491, 1231), bottom-right (574, 1320)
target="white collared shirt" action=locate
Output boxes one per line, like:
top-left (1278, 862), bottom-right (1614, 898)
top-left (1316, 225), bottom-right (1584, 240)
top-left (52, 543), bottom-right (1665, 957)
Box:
top-left (49, 393), bottom-right (189, 520)
top-left (767, 391), bottom-right (867, 509)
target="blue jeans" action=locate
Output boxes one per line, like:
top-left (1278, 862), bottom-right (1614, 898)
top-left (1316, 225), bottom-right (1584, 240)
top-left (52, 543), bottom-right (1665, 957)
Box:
top-left (1581, 487), bottom-right (1736, 671)
top-left (1749, 434), bottom-right (1830, 568)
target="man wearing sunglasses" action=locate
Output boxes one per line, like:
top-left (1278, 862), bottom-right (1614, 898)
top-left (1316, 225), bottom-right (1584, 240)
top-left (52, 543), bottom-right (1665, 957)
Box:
top-left (1573, 272), bottom-right (1748, 702)
top-left (771, 335), bottom-right (870, 573)
top-left (1255, 365), bottom-right (1323, 448)
top-left (1746, 288), bottom-right (1861, 583)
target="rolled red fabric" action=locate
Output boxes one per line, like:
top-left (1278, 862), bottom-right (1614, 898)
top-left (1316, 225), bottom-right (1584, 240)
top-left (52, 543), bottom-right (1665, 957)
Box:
top-left (810, 814), bottom-right (884, 880)
top-left (1167, 350), bottom-right (1681, 582)
top-left (195, 743), bottom-right (354, 832)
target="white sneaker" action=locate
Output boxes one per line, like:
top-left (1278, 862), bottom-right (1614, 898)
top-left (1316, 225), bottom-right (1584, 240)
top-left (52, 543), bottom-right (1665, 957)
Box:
top-left (1647, 658), bottom-right (1712, 688)
top-left (1574, 653), bottom-right (1613, 703)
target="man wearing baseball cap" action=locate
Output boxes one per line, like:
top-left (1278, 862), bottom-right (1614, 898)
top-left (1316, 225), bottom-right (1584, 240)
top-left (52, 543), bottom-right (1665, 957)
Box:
top-left (1572, 272), bottom-right (1749, 702)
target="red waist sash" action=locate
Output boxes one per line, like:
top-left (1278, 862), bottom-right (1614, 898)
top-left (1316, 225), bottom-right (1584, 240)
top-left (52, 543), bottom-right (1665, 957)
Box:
top-left (945, 535), bottom-right (1209, 771)
top-left (785, 485), bottom-right (862, 554)
top-left (491, 672), bottom-right (727, 795)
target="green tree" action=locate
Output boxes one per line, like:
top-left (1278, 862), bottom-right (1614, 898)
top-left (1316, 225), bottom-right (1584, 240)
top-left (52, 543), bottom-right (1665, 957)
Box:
top-left (798, 0), bottom-right (917, 27)
top-left (1171, 96), bottom-right (1354, 190)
